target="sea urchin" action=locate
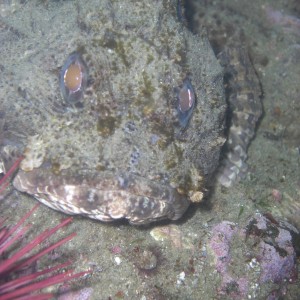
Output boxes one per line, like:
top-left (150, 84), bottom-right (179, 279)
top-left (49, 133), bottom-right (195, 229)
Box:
top-left (0, 204), bottom-right (91, 300)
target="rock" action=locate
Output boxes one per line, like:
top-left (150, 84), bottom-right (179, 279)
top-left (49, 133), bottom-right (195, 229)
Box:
top-left (208, 214), bottom-right (299, 299)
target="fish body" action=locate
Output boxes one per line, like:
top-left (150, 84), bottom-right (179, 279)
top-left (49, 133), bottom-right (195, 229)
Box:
top-left (0, 0), bottom-right (226, 224)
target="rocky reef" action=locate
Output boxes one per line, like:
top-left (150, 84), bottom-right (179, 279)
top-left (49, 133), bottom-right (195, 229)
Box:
top-left (208, 215), bottom-right (298, 299)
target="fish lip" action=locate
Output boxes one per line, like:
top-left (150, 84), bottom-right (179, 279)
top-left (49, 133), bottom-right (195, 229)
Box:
top-left (13, 168), bottom-right (190, 225)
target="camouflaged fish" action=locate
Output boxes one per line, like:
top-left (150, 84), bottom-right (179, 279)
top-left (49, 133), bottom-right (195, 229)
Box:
top-left (181, 0), bottom-right (263, 187)
top-left (0, 0), bottom-right (261, 224)
top-left (216, 47), bottom-right (262, 187)
top-left (1, 0), bottom-right (226, 224)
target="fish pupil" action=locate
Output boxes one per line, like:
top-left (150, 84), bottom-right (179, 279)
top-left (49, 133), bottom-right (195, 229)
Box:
top-left (64, 63), bottom-right (82, 92)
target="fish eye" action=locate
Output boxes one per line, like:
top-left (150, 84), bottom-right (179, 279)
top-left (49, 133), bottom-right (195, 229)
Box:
top-left (176, 77), bottom-right (196, 129)
top-left (59, 52), bottom-right (88, 108)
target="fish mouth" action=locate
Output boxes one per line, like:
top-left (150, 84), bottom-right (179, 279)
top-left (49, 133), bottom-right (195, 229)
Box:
top-left (13, 167), bottom-right (190, 225)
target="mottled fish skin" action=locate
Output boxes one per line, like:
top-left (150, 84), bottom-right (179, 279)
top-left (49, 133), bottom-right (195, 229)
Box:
top-left (2, 0), bottom-right (226, 225)
top-left (13, 168), bottom-right (190, 225)
top-left (217, 47), bottom-right (263, 187)
top-left (181, 0), bottom-right (263, 187)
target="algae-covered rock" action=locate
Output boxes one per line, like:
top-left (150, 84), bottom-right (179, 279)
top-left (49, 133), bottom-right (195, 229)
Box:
top-left (208, 214), bottom-right (299, 299)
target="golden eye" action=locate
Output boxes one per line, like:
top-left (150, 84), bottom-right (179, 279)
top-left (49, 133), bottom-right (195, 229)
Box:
top-left (60, 52), bottom-right (88, 106)
top-left (176, 77), bottom-right (196, 128)
top-left (64, 62), bottom-right (82, 92)
top-left (178, 84), bottom-right (194, 112)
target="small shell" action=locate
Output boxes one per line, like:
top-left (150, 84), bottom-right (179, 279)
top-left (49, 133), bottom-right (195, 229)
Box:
top-left (59, 52), bottom-right (88, 107)
top-left (176, 77), bottom-right (196, 128)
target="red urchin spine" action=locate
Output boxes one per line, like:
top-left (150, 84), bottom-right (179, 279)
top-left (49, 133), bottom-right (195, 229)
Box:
top-left (0, 155), bottom-right (23, 194)
top-left (0, 204), bottom-right (91, 300)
